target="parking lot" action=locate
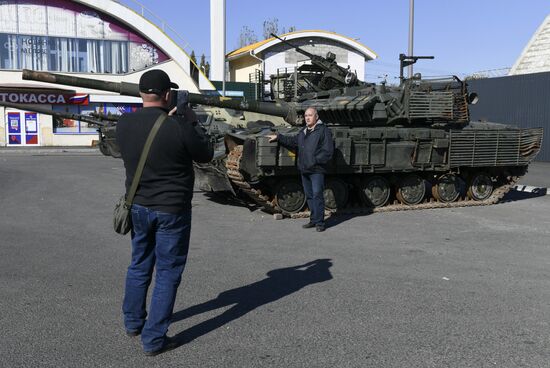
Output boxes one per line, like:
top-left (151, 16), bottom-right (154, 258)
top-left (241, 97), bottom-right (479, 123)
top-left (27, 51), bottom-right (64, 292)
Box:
top-left (1, 152), bottom-right (549, 368)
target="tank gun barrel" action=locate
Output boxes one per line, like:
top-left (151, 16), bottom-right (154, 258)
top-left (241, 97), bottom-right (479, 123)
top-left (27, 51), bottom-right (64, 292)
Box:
top-left (22, 69), bottom-right (298, 124)
top-left (0, 100), bottom-right (113, 126)
top-left (22, 69), bottom-right (141, 97)
top-left (187, 94), bottom-right (292, 120)
top-left (88, 112), bottom-right (119, 122)
top-left (270, 33), bottom-right (318, 63)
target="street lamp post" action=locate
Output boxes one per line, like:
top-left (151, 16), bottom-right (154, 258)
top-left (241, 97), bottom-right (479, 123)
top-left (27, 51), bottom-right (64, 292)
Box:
top-left (222, 0), bottom-right (226, 96)
top-left (408, 0), bottom-right (414, 78)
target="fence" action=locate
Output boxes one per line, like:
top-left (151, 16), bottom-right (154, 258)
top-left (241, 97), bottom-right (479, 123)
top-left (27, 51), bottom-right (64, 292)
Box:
top-left (468, 72), bottom-right (550, 162)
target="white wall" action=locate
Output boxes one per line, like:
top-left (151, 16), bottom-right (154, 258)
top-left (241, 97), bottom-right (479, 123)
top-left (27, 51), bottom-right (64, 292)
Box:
top-left (264, 52), bottom-right (287, 79)
top-left (347, 51), bottom-right (365, 81)
top-left (264, 49), bottom-right (365, 81)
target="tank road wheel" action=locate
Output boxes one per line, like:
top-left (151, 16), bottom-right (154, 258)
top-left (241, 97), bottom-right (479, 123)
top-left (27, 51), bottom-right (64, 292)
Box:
top-left (467, 173), bottom-right (494, 201)
top-left (324, 178), bottom-right (349, 210)
top-left (109, 145), bottom-right (122, 159)
top-left (98, 142), bottom-right (111, 157)
top-left (396, 174), bottom-right (427, 205)
top-left (360, 176), bottom-right (391, 207)
top-left (274, 179), bottom-right (306, 214)
top-left (432, 174), bottom-right (461, 203)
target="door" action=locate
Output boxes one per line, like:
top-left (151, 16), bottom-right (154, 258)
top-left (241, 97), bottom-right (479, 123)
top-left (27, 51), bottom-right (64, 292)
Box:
top-left (6, 111), bottom-right (40, 146)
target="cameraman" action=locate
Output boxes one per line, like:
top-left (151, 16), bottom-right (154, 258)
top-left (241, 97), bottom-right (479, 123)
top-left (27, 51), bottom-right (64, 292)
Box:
top-left (116, 69), bottom-right (213, 356)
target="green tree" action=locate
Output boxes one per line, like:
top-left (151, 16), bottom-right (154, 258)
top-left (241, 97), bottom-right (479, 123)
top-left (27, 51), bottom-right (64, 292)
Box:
top-left (199, 54), bottom-right (210, 78)
top-left (263, 18), bottom-right (278, 39)
top-left (238, 26), bottom-right (258, 48)
top-left (189, 50), bottom-right (199, 84)
top-left (205, 61), bottom-right (210, 79)
top-left (281, 25), bottom-right (296, 34)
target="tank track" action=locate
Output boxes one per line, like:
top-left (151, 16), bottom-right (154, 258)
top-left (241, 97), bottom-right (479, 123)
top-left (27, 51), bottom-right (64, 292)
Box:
top-left (225, 145), bottom-right (522, 219)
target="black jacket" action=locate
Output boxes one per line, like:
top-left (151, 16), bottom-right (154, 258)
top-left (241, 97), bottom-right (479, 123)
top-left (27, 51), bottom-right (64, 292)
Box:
top-left (116, 107), bottom-right (213, 213)
top-left (277, 121), bottom-right (334, 174)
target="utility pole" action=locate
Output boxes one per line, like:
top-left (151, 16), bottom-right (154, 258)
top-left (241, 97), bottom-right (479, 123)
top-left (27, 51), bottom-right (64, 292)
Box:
top-left (222, 0), bottom-right (226, 96)
top-left (210, 0), bottom-right (226, 96)
top-left (408, 0), bottom-right (414, 78)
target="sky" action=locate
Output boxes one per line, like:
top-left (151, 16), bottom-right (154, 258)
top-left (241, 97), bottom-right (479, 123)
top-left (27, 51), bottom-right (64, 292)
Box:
top-left (119, 0), bottom-right (549, 82)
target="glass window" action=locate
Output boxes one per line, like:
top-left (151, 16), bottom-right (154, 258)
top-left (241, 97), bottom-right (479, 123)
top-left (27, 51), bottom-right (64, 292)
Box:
top-left (52, 103), bottom-right (141, 134)
top-left (0, 33), bottom-right (148, 74)
top-left (0, 33), bottom-right (18, 69)
top-left (52, 103), bottom-right (101, 134)
top-left (52, 104), bottom-right (81, 134)
top-left (79, 105), bottom-right (100, 133)
top-left (0, 1), bottom-right (169, 73)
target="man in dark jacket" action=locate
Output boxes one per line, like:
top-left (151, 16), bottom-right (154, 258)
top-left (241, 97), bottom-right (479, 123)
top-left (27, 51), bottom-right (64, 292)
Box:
top-left (116, 70), bottom-right (213, 356)
top-left (268, 107), bottom-right (334, 231)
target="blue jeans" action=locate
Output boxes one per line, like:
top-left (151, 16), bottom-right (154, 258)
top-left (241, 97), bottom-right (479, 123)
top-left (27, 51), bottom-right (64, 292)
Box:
top-left (122, 204), bottom-right (191, 352)
top-left (301, 173), bottom-right (325, 226)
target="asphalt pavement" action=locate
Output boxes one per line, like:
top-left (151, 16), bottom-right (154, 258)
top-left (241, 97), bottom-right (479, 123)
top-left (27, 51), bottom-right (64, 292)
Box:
top-left (1, 152), bottom-right (549, 368)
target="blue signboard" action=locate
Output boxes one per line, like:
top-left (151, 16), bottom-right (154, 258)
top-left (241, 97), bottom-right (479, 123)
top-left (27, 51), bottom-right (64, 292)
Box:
top-left (8, 112), bottom-right (20, 133)
top-left (25, 112), bottom-right (38, 133)
top-left (7, 112), bottom-right (21, 145)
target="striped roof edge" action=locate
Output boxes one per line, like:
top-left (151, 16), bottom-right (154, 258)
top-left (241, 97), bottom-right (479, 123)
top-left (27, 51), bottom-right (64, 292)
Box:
top-left (510, 14), bottom-right (550, 75)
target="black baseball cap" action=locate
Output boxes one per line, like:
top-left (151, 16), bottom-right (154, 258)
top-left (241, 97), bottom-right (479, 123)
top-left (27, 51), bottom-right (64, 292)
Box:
top-left (139, 69), bottom-right (179, 95)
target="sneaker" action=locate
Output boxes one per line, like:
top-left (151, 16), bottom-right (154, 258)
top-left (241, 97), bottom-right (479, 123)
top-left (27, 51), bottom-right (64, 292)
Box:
top-left (143, 337), bottom-right (178, 357)
top-left (126, 329), bottom-right (141, 337)
top-left (316, 224), bottom-right (326, 232)
top-left (302, 222), bottom-right (315, 229)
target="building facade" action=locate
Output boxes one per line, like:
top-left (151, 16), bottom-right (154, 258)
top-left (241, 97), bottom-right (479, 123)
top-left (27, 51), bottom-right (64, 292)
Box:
top-left (509, 14), bottom-right (550, 76)
top-left (0, 0), bottom-right (212, 147)
top-left (227, 30), bottom-right (377, 84)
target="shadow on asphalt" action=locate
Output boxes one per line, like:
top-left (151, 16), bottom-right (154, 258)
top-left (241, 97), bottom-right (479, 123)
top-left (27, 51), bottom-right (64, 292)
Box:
top-left (170, 259), bottom-right (333, 347)
top-left (325, 212), bottom-right (372, 228)
top-left (201, 188), bottom-right (547, 231)
top-left (202, 191), bottom-right (261, 211)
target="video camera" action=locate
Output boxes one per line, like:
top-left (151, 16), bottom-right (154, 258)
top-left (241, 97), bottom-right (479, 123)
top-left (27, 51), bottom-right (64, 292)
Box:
top-left (170, 90), bottom-right (190, 116)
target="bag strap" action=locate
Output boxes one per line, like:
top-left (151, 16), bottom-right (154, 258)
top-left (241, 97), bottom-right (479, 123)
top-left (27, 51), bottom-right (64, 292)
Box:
top-left (125, 113), bottom-right (168, 207)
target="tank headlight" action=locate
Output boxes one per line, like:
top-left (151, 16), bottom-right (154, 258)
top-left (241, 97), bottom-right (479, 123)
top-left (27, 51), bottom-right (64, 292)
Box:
top-left (468, 92), bottom-right (479, 105)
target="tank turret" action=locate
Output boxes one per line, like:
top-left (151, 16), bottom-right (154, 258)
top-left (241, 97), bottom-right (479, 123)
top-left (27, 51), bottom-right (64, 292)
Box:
top-left (22, 69), bottom-right (473, 127)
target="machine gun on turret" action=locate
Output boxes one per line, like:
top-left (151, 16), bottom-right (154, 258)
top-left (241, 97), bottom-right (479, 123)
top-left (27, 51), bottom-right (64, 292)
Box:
top-left (398, 53), bottom-right (435, 83)
top-left (270, 33), bottom-right (363, 91)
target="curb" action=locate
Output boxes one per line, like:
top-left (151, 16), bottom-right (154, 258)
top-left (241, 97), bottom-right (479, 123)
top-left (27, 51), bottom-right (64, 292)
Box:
top-left (0, 148), bottom-right (100, 155)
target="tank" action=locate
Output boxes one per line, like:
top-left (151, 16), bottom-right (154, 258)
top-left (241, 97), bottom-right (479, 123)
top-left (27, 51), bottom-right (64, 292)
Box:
top-left (21, 43), bottom-right (544, 216)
